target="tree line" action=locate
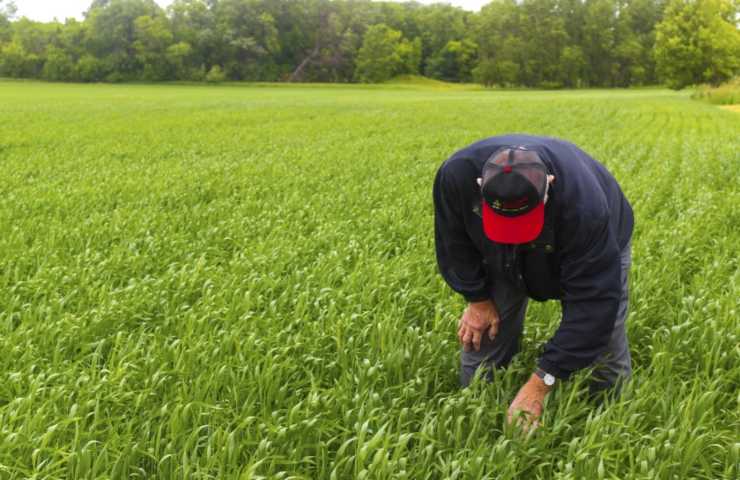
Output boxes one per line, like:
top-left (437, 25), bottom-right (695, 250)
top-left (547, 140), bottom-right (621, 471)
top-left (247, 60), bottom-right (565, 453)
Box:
top-left (0, 0), bottom-right (737, 89)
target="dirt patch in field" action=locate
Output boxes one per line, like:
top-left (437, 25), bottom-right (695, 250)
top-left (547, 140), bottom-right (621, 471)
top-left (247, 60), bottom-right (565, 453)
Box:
top-left (719, 104), bottom-right (740, 112)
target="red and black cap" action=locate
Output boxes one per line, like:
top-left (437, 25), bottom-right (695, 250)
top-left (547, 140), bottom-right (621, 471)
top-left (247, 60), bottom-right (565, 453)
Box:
top-left (480, 147), bottom-right (548, 244)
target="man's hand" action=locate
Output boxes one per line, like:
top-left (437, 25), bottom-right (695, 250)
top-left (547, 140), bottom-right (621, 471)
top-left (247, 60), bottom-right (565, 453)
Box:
top-left (457, 300), bottom-right (500, 352)
top-left (507, 373), bottom-right (553, 432)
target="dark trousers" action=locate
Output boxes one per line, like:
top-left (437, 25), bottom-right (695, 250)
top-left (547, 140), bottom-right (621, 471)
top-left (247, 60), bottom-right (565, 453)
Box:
top-left (460, 243), bottom-right (632, 391)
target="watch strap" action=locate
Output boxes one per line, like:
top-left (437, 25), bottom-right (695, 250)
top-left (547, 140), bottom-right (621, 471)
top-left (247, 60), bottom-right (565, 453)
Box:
top-left (535, 367), bottom-right (556, 386)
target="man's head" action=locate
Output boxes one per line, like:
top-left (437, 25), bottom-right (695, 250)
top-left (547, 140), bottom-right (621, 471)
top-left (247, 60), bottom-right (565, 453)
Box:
top-left (476, 147), bottom-right (554, 244)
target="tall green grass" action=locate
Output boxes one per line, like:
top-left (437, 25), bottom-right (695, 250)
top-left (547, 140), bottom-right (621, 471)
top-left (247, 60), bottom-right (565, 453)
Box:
top-left (692, 77), bottom-right (740, 105)
top-left (0, 82), bottom-right (738, 478)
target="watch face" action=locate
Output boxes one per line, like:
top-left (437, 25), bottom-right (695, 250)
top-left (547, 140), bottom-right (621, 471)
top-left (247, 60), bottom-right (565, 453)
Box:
top-left (544, 374), bottom-right (556, 386)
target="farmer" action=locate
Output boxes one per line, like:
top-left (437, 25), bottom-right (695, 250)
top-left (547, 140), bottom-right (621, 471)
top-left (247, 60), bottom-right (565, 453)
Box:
top-left (433, 134), bottom-right (634, 428)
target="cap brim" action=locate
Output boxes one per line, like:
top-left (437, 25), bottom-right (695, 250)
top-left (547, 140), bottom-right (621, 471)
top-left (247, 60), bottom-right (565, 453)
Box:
top-left (482, 200), bottom-right (544, 244)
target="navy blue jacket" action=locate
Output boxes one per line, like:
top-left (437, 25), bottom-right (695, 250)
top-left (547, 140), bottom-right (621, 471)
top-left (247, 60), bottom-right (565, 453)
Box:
top-left (433, 134), bottom-right (634, 379)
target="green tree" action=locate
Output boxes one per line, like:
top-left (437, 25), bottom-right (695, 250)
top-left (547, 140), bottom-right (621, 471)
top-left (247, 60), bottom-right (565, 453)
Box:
top-left (168, 0), bottom-right (216, 76)
top-left (473, 58), bottom-right (520, 87)
top-left (77, 53), bottom-right (106, 81)
top-left (1, 18), bottom-right (55, 78)
top-left (0, 41), bottom-right (34, 77)
top-left (85, 0), bottom-right (165, 80)
top-left (286, 0), bottom-right (361, 82)
top-left (42, 45), bottom-right (75, 80)
top-left (559, 45), bottom-right (586, 88)
top-left (474, 0), bottom-right (523, 86)
top-left (414, 4), bottom-right (470, 72)
top-left (165, 41), bottom-right (194, 79)
top-left (214, 0), bottom-right (280, 80)
top-left (397, 36), bottom-right (422, 75)
top-left (354, 23), bottom-right (409, 83)
top-left (582, 0), bottom-right (618, 86)
top-left (57, 19), bottom-right (88, 77)
top-left (205, 63), bottom-right (225, 82)
top-left (655, 0), bottom-right (740, 88)
top-left (133, 14), bottom-right (174, 80)
top-left (425, 39), bottom-right (478, 82)
top-left (0, 0), bottom-right (16, 42)
top-left (612, 0), bottom-right (665, 86)
top-left (520, 0), bottom-right (569, 87)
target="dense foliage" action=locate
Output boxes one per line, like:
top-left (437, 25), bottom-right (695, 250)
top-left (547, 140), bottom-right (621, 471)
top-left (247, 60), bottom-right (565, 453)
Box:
top-left (0, 0), bottom-right (737, 88)
top-left (654, 0), bottom-right (740, 89)
top-left (0, 81), bottom-right (738, 478)
top-left (692, 76), bottom-right (740, 104)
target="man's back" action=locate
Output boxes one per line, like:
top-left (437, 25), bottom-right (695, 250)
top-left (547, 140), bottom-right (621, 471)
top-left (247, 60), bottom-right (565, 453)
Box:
top-left (440, 134), bottom-right (633, 252)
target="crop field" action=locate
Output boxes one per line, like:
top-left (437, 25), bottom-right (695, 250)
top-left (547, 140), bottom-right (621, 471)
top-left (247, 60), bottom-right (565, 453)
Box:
top-left (0, 81), bottom-right (738, 479)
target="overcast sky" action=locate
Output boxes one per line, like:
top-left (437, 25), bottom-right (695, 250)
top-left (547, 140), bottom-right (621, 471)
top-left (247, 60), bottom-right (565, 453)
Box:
top-left (13, 0), bottom-right (489, 22)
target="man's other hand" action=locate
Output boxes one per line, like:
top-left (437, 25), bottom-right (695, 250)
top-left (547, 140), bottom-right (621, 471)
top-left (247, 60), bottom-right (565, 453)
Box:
top-left (507, 374), bottom-right (553, 432)
top-left (457, 300), bottom-right (500, 352)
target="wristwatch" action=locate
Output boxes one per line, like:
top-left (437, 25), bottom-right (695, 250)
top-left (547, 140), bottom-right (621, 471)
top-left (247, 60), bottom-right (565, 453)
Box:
top-left (535, 367), bottom-right (556, 387)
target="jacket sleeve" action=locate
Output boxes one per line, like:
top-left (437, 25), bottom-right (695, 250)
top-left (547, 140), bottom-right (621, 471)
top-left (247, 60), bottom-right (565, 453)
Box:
top-left (433, 164), bottom-right (489, 302)
top-left (538, 216), bottom-right (622, 379)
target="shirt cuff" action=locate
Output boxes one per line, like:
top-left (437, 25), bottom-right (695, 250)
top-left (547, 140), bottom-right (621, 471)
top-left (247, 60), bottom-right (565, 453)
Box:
top-left (537, 358), bottom-right (571, 380)
top-left (464, 292), bottom-right (491, 303)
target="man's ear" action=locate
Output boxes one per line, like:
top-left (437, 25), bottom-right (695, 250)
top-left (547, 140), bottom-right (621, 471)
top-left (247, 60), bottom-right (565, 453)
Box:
top-left (547, 175), bottom-right (555, 184)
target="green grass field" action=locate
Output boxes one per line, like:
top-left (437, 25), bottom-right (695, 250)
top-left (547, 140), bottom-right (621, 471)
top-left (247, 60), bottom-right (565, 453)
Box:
top-left (0, 81), bottom-right (738, 479)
